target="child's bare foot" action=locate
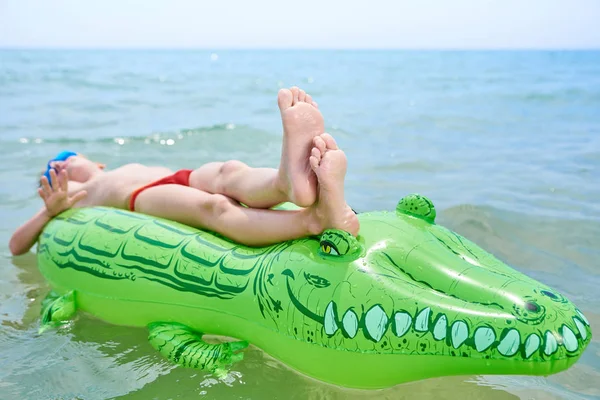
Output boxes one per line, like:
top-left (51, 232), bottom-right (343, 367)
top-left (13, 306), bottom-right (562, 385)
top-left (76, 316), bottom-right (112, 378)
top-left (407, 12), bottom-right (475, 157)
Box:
top-left (306, 133), bottom-right (359, 236)
top-left (276, 86), bottom-right (323, 207)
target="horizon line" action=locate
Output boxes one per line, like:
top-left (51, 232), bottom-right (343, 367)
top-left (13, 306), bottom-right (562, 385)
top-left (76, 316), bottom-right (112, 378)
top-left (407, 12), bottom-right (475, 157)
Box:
top-left (1, 46), bottom-right (600, 51)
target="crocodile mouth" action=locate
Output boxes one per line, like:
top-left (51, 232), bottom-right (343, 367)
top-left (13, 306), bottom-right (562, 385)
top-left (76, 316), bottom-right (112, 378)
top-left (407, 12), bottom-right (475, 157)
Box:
top-left (281, 270), bottom-right (590, 359)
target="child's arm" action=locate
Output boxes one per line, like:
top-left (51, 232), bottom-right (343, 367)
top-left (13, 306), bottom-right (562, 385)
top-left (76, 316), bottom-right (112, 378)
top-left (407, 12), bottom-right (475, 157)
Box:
top-left (9, 208), bottom-right (54, 256)
top-left (9, 169), bottom-right (87, 256)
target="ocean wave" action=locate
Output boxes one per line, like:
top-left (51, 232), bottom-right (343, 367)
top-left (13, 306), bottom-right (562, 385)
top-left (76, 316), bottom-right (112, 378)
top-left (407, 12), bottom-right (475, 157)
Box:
top-left (0, 123), bottom-right (282, 169)
top-left (500, 88), bottom-right (600, 103)
top-left (0, 123), bottom-right (271, 145)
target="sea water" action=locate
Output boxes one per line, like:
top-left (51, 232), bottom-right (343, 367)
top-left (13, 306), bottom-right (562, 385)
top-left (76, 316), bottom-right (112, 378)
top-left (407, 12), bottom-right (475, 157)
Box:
top-left (0, 49), bottom-right (599, 399)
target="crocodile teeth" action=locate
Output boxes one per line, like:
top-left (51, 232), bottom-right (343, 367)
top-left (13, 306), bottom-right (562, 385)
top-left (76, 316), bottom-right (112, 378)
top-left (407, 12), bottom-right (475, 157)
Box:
top-left (433, 315), bottom-right (447, 341)
top-left (415, 307), bottom-right (431, 332)
top-left (451, 321), bottom-right (468, 349)
top-left (365, 305), bottom-right (388, 342)
top-left (573, 317), bottom-right (587, 340)
top-left (394, 312), bottom-right (412, 337)
top-left (524, 334), bottom-right (540, 358)
top-left (576, 309), bottom-right (590, 326)
top-left (324, 302), bottom-right (338, 335)
top-left (497, 329), bottom-right (520, 356)
top-left (474, 326), bottom-right (495, 352)
top-left (342, 309), bottom-right (358, 338)
top-left (544, 331), bottom-right (558, 355)
top-left (561, 325), bottom-right (578, 352)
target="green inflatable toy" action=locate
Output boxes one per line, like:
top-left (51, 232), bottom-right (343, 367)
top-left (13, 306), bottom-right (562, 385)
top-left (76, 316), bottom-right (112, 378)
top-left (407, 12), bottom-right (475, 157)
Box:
top-left (36, 194), bottom-right (592, 388)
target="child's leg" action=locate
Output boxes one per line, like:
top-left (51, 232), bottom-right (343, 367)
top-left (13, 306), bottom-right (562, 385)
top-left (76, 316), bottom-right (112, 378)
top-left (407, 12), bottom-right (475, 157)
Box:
top-left (133, 184), bottom-right (320, 246)
top-left (189, 161), bottom-right (285, 209)
top-left (133, 133), bottom-right (359, 246)
top-left (189, 87), bottom-right (325, 208)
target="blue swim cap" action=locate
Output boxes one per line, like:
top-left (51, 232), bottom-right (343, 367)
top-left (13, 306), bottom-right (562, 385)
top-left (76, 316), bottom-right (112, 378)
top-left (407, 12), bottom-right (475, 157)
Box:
top-left (43, 151), bottom-right (77, 187)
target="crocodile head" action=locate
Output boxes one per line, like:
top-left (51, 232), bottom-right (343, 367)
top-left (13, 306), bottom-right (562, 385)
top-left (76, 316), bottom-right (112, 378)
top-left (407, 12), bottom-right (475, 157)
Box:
top-left (278, 194), bottom-right (591, 382)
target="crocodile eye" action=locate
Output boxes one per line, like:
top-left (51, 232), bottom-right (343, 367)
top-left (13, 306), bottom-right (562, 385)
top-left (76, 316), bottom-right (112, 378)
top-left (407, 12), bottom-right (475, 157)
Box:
top-left (320, 242), bottom-right (340, 256)
top-left (318, 229), bottom-right (360, 257)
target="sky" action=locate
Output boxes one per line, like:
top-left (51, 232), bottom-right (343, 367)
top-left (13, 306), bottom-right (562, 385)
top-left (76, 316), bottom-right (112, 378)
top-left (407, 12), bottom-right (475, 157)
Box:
top-left (1, 0), bottom-right (599, 49)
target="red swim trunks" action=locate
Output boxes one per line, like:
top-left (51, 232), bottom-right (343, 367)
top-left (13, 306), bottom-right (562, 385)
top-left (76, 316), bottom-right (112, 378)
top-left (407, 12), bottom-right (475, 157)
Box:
top-left (129, 169), bottom-right (193, 211)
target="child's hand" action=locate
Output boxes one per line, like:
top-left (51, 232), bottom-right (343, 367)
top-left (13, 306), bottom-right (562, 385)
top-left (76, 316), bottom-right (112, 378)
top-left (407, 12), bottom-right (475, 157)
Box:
top-left (38, 169), bottom-right (87, 217)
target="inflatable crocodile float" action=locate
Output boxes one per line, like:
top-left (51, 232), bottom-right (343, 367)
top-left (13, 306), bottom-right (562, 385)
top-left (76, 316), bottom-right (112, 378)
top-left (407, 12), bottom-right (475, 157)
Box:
top-left (36, 194), bottom-right (592, 388)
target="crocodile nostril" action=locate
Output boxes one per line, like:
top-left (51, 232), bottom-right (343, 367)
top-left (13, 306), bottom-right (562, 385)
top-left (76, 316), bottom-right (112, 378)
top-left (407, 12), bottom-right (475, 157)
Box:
top-left (525, 301), bottom-right (540, 312)
top-left (541, 290), bottom-right (558, 300)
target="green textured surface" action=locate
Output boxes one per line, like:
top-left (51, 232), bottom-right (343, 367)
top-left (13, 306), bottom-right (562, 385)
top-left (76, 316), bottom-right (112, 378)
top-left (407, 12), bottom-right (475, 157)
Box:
top-left (36, 196), bottom-right (592, 389)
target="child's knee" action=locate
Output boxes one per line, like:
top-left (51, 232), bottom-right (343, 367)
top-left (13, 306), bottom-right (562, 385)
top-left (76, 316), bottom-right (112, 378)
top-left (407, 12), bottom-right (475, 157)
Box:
top-left (204, 194), bottom-right (237, 219)
top-left (219, 160), bottom-right (248, 178)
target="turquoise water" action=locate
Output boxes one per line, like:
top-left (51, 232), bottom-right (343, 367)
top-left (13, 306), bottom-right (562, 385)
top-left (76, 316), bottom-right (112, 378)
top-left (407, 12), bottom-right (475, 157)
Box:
top-left (1, 50), bottom-right (599, 399)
